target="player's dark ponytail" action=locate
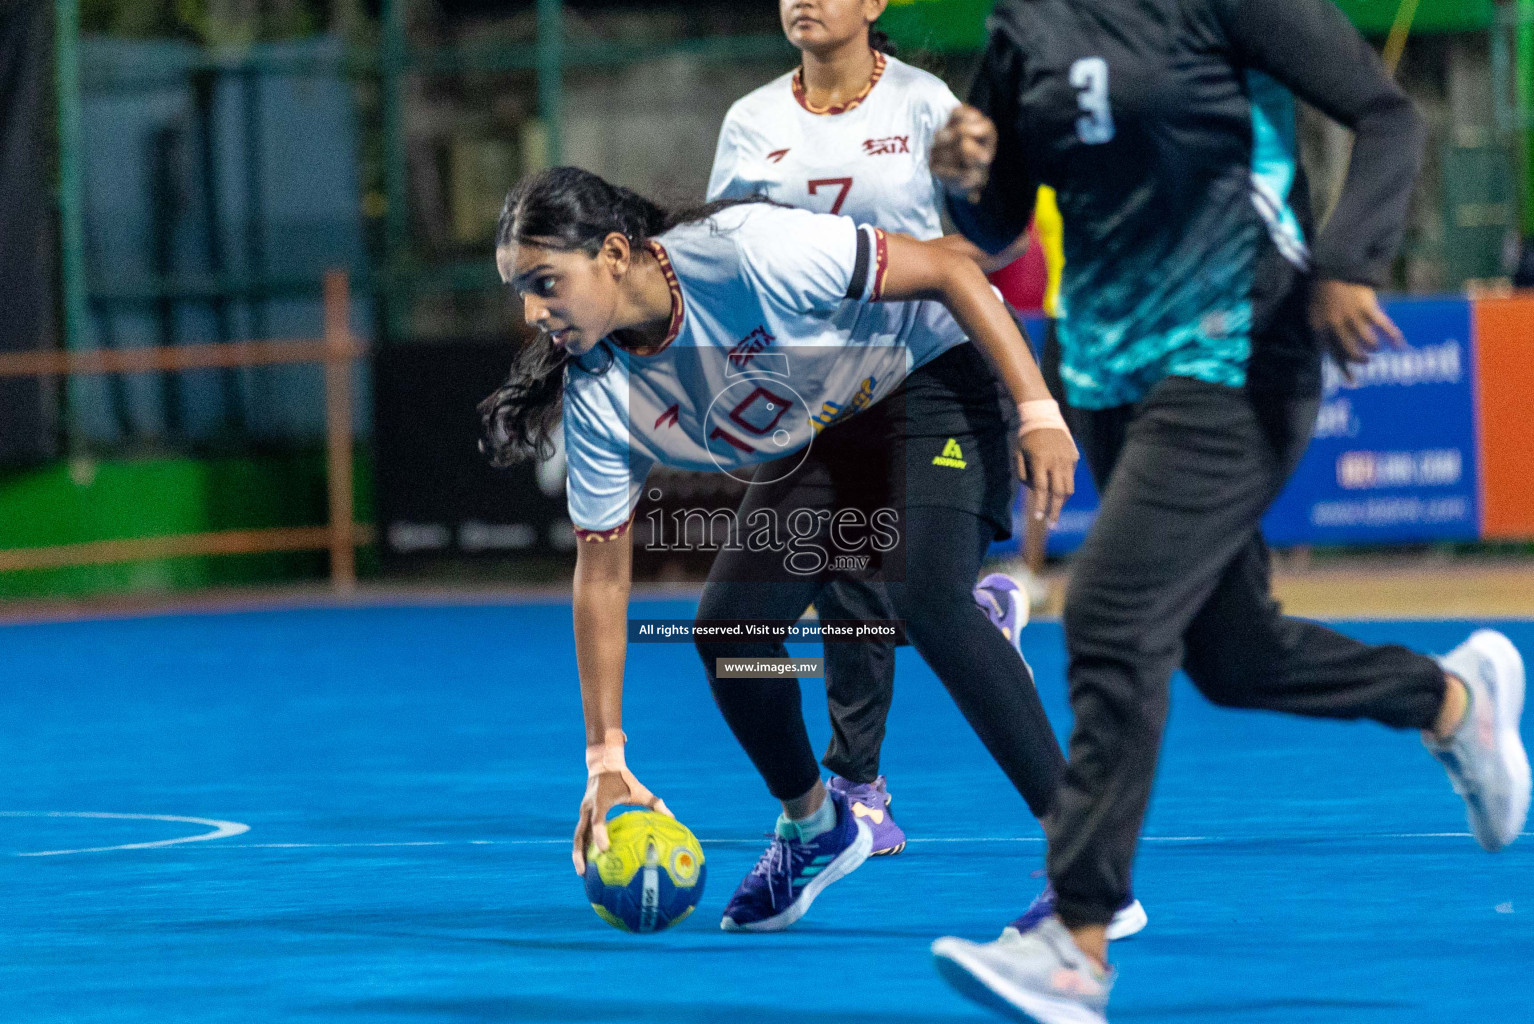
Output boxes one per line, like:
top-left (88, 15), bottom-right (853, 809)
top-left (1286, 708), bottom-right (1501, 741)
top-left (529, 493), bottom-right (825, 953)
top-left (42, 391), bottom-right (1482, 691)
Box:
top-left (480, 166), bottom-right (762, 466)
top-left (868, 22), bottom-right (897, 56)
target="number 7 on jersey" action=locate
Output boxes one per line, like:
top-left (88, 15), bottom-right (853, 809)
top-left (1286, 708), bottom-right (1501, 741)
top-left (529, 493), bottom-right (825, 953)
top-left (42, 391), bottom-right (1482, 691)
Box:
top-left (808, 177), bottom-right (853, 215)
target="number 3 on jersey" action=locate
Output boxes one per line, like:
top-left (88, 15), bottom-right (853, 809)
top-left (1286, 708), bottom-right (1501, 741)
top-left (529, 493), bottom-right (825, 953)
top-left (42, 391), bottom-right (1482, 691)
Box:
top-left (1069, 57), bottom-right (1115, 145)
top-left (808, 177), bottom-right (853, 215)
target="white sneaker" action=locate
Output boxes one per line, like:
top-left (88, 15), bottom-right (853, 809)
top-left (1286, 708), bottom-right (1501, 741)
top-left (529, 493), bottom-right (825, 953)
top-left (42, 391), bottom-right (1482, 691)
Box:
top-left (1002, 884), bottom-right (1148, 942)
top-left (934, 916), bottom-right (1113, 1024)
top-left (1428, 629), bottom-right (1530, 852)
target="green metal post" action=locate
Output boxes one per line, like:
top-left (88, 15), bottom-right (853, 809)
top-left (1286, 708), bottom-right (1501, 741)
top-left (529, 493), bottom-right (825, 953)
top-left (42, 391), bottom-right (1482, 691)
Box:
top-left (55, 0), bottom-right (86, 354)
top-left (537, 0), bottom-right (564, 165)
top-left (1519, 0), bottom-right (1534, 233)
top-left (381, 0), bottom-right (408, 338)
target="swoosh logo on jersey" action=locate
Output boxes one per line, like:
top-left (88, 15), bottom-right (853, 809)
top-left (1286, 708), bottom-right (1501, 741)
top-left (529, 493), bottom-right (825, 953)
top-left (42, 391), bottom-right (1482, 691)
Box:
top-left (851, 801), bottom-right (885, 826)
top-left (655, 404), bottom-right (680, 429)
top-left (766, 148), bottom-right (790, 164)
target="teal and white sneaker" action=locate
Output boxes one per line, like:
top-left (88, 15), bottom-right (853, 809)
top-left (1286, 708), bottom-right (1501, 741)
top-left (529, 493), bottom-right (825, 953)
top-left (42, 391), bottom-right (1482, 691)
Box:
top-left (1428, 629), bottom-right (1530, 852)
top-left (933, 916), bottom-right (1113, 1024)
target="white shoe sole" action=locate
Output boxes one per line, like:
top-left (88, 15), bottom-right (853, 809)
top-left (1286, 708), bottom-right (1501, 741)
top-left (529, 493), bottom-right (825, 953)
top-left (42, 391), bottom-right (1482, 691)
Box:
top-left (1106, 899), bottom-right (1148, 941)
top-left (1002, 900), bottom-right (1148, 944)
top-left (1007, 579), bottom-right (1030, 643)
top-left (932, 937), bottom-right (1107, 1024)
top-left (1468, 629), bottom-right (1530, 850)
top-left (721, 819), bottom-right (873, 933)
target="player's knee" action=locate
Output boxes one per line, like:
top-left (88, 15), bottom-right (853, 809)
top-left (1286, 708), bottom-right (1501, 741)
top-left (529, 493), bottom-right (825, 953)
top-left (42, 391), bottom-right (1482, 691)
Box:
top-left (1186, 658), bottom-right (1272, 709)
top-left (1187, 667), bottom-right (1248, 707)
top-left (1064, 589), bottom-right (1138, 659)
top-left (886, 578), bottom-right (969, 648)
top-left (1184, 633), bottom-right (1271, 707)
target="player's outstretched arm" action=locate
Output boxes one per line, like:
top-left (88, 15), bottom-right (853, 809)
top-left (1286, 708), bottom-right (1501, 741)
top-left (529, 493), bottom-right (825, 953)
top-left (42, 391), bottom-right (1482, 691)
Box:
top-left (876, 232), bottom-right (1077, 525)
top-left (929, 230), bottom-right (1032, 276)
top-left (571, 529), bottom-right (672, 875)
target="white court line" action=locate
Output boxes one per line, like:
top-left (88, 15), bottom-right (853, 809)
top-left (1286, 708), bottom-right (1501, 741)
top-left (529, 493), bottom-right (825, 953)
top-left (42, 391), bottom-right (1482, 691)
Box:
top-left (216, 831), bottom-right (1524, 851)
top-left (12, 826), bottom-right (1521, 856)
top-left (1, 811), bottom-right (250, 857)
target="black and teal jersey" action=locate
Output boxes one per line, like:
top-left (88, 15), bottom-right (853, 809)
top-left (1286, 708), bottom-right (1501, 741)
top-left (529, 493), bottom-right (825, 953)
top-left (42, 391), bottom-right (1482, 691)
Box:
top-left (948, 0), bottom-right (1424, 409)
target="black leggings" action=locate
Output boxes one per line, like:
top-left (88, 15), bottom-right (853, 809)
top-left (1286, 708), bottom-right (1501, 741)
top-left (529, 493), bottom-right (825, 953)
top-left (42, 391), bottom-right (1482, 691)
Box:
top-left (697, 505), bottom-right (1066, 815)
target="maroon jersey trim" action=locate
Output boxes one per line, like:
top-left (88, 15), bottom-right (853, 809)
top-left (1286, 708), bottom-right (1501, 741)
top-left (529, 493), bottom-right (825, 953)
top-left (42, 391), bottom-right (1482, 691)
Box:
top-left (870, 228), bottom-right (891, 301)
top-left (573, 512), bottom-right (636, 544)
top-left (627, 241), bottom-right (685, 357)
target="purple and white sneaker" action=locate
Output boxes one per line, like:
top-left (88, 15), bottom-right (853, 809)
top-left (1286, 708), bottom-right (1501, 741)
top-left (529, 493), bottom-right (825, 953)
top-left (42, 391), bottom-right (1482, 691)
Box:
top-left (1004, 883), bottom-right (1148, 942)
top-left (828, 774), bottom-right (907, 856)
top-left (974, 572), bottom-right (1029, 653)
top-left (720, 788), bottom-right (873, 932)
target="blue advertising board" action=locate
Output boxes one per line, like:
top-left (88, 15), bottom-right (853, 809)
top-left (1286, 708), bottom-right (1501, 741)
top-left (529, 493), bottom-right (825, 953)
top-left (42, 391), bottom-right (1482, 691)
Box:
top-left (1262, 298), bottom-right (1478, 545)
top-left (991, 297), bottom-right (1480, 557)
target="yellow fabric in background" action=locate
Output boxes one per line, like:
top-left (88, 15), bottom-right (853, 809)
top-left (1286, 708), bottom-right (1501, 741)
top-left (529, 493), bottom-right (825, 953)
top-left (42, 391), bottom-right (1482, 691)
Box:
top-left (1035, 186), bottom-right (1064, 319)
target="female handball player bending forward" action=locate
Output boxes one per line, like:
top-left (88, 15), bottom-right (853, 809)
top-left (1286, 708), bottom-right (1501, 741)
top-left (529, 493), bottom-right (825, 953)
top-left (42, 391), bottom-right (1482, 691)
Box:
top-left (480, 166), bottom-right (1075, 932)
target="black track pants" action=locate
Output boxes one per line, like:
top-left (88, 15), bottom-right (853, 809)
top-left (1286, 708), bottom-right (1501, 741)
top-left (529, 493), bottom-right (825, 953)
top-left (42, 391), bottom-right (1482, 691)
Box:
top-left (1048, 375), bottom-right (1448, 927)
top-left (814, 577), bottom-right (899, 785)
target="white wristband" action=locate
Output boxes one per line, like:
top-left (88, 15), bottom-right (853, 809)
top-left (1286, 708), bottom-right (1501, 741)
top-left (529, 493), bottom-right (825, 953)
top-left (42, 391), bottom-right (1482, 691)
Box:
top-left (1017, 399), bottom-right (1070, 437)
top-left (585, 728), bottom-right (627, 777)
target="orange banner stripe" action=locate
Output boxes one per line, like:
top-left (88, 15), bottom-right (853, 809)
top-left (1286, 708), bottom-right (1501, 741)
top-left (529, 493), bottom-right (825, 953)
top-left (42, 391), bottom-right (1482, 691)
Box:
top-left (0, 339), bottom-right (363, 379)
top-left (1474, 294), bottom-right (1534, 539)
top-left (0, 525), bottom-right (375, 574)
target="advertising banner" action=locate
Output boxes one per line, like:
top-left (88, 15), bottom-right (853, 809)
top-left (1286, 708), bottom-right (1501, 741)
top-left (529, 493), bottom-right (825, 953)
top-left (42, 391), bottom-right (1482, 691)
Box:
top-left (374, 340), bottom-right (573, 562)
top-left (995, 296), bottom-right (1491, 557)
top-left (1262, 298), bottom-right (1479, 546)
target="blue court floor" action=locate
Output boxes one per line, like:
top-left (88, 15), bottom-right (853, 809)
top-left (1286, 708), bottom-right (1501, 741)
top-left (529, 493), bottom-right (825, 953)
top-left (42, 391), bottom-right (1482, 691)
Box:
top-left (0, 600), bottom-right (1529, 1023)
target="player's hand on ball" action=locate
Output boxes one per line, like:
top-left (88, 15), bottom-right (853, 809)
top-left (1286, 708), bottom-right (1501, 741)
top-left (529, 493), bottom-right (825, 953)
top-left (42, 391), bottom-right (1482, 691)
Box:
top-left (573, 768), bottom-right (673, 875)
top-left (1310, 279), bottom-right (1405, 382)
top-left (931, 105), bottom-right (998, 203)
top-left (1016, 426), bottom-right (1077, 528)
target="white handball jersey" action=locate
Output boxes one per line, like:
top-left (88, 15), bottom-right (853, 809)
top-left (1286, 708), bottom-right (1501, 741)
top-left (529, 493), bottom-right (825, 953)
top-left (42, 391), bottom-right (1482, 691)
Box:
top-left (563, 203), bottom-right (968, 541)
top-left (707, 52), bottom-right (962, 241)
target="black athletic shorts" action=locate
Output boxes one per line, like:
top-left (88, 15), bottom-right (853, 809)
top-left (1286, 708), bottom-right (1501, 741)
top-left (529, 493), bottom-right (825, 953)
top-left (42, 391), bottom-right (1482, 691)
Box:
top-left (742, 343), bottom-right (1018, 567)
top-left (885, 343), bottom-right (1017, 539)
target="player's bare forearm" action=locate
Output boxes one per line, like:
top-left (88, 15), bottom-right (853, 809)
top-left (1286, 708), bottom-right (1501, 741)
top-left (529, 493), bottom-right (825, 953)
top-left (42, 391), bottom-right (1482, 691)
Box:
top-left (572, 530), bottom-right (634, 745)
top-left (930, 230), bottom-right (1032, 276)
top-left (877, 232), bottom-right (1051, 407)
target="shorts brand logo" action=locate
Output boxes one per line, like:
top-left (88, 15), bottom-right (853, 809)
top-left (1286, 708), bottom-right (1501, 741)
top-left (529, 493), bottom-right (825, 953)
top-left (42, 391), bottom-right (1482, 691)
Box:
top-left (933, 438), bottom-right (967, 469)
